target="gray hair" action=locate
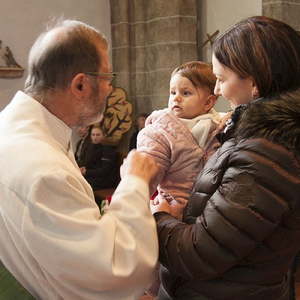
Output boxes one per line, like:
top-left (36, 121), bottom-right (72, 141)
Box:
top-left (24, 19), bottom-right (108, 97)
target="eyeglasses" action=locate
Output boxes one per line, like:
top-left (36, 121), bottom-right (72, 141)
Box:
top-left (85, 72), bottom-right (116, 84)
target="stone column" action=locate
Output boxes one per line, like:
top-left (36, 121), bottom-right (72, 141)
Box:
top-left (110, 0), bottom-right (198, 114)
top-left (262, 0), bottom-right (300, 30)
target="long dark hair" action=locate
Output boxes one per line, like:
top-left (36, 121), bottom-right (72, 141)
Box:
top-left (213, 16), bottom-right (300, 97)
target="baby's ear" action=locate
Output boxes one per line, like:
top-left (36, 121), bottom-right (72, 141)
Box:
top-left (206, 94), bottom-right (217, 110)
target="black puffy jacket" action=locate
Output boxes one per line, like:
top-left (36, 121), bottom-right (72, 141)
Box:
top-left (155, 91), bottom-right (300, 300)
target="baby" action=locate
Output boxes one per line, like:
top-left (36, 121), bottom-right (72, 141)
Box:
top-left (137, 61), bottom-right (221, 220)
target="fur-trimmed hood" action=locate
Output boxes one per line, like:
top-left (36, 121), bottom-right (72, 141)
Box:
top-left (235, 89), bottom-right (300, 156)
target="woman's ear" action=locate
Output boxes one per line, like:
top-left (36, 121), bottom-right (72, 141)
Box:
top-left (251, 82), bottom-right (260, 99)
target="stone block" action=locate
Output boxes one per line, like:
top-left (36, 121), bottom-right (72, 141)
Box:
top-left (111, 23), bottom-right (130, 48)
top-left (179, 16), bottom-right (197, 42)
top-left (282, 3), bottom-right (300, 30)
top-left (112, 48), bottom-right (130, 73)
top-left (130, 22), bottom-right (147, 46)
top-left (114, 73), bottom-right (130, 98)
top-left (151, 95), bottom-right (169, 110)
top-left (146, 0), bottom-right (181, 19)
top-left (145, 16), bottom-right (196, 44)
top-left (144, 42), bottom-right (197, 71)
top-left (146, 69), bottom-right (171, 98)
top-left (133, 95), bottom-right (153, 115)
top-left (134, 47), bottom-right (147, 72)
top-left (144, 44), bottom-right (180, 71)
top-left (110, 0), bottom-right (129, 24)
top-left (179, 43), bottom-right (198, 63)
top-left (131, 71), bottom-right (147, 95)
top-left (263, 1), bottom-right (300, 31)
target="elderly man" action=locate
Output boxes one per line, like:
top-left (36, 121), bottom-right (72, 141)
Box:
top-left (0, 20), bottom-right (158, 300)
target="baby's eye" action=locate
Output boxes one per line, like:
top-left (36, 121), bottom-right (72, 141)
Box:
top-left (183, 90), bottom-right (192, 96)
top-left (170, 90), bottom-right (176, 95)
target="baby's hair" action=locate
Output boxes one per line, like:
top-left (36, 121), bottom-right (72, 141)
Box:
top-left (171, 61), bottom-right (216, 94)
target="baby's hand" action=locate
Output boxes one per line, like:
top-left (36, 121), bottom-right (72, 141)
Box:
top-left (160, 191), bottom-right (176, 204)
top-left (152, 197), bottom-right (160, 205)
top-left (155, 192), bottom-right (184, 219)
top-left (150, 197), bottom-right (172, 215)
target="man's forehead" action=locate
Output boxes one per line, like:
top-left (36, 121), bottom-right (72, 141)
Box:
top-left (98, 48), bottom-right (111, 72)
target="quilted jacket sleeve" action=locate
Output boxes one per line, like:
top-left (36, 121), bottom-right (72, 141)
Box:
top-left (137, 124), bottom-right (171, 196)
top-left (155, 138), bottom-right (294, 280)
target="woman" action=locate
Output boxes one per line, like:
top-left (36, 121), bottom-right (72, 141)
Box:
top-left (151, 16), bottom-right (300, 300)
top-left (80, 125), bottom-right (119, 190)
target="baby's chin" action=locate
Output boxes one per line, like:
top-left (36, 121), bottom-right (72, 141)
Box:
top-left (169, 108), bottom-right (184, 117)
top-left (170, 111), bottom-right (182, 118)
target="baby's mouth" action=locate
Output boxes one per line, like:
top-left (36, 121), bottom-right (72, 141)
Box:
top-left (172, 105), bottom-right (181, 110)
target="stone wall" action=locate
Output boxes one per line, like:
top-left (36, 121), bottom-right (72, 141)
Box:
top-left (0, 0), bottom-right (111, 110)
top-left (110, 0), bottom-right (198, 115)
top-left (263, 0), bottom-right (300, 30)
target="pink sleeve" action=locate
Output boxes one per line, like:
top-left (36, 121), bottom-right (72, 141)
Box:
top-left (137, 125), bottom-right (171, 196)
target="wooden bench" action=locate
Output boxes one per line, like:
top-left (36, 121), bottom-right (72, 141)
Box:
top-left (94, 188), bottom-right (115, 202)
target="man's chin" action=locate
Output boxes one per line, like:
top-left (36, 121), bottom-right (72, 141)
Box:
top-left (88, 113), bottom-right (103, 125)
top-left (80, 111), bottom-right (103, 127)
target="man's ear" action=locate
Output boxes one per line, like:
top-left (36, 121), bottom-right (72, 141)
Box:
top-left (205, 94), bottom-right (217, 111)
top-left (70, 73), bottom-right (89, 99)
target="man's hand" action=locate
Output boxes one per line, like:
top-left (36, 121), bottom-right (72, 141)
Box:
top-left (80, 166), bottom-right (86, 175)
top-left (120, 150), bottom-right (158, 184)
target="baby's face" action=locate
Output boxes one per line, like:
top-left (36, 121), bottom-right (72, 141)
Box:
top-left (91, 128), bottom-right (104, 144)
top-left (168, 74), bottom-right (212, 119)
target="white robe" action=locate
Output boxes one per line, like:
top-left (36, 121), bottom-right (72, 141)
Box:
top-left (0, 91), bottom-right (158, 300)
